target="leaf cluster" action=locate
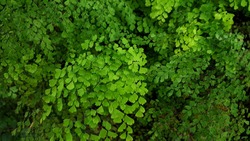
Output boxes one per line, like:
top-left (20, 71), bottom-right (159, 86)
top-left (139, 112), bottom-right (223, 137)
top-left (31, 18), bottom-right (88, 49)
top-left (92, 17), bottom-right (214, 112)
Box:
top-left (1, 0), bottom-right (250, 140)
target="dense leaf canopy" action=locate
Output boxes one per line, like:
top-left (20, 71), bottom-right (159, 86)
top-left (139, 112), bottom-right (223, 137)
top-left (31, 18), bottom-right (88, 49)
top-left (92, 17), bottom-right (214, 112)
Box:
top-left (1, 0), bottom-right (250, 140)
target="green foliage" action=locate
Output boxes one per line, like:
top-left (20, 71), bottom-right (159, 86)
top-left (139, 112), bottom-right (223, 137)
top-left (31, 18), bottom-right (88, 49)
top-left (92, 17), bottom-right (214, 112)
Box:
top-left (1, 0), bottom-right (149, 140)
top-left (137, 0), bottom-right (250, 140)
top-left (1, 0), bottom-right (250, 140)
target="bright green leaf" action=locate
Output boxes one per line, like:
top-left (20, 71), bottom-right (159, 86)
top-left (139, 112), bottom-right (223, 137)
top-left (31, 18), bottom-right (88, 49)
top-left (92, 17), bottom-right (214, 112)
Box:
top-left (25, 64), bottom-right (38, 73)
top-left (69, 106), bottom-right (76, 113)
top-left (118, 122), bottom-right (126, 132)
top-left (43, 96), bottom-right (51, 103)
top-left (108, 105), bottom-right (114, 114)
top-left (102, 121), bottom-right (111, 130)
top-left (241, 0), bottom-right (247, 7)
top-left (124, 115), bottom-right (134, 125)
top-left (90, 134), bottom-right (100, 140)
top-left (112, 109), bottom-right (124, 119)
top-left (99, 128), bottom-right (107, 138)
top-left (65, 133), bottom-right (73, 141)
top-left (122, 38), bottom-right (129, 45)
top-left (139, 67), bottom-right (147, 74)
top-left (45, 89), bottom-right (51, 95)
top-left (108, 131), bottom-right (118, 138)
top-left (92, 35), bottom-right (98, 41)
top-left (77, 88), bottom-right (85, 97)
top-left (126, 134), bottom-right (133, 141)
top-left (129, 94), bottom-right (138, 103)
top-left (120, 132), bottom-right (126, 139)
top-left (57, 98), bottom-right (63, 111)
top-left (97, 106), bottom-right (104, 114)
top-left (51, 87), bottom-right (57, 97)
top-left (75, 121), bottom-right (82, 128)
top-left (127, 126), bottom-right (133, 134)
top-left (57, 79), bottom-right (64, 93)
top-left (63, 119), bottom-right (70, 127)
top-left (55, 69), bottom-right (61, 79)
top-left (67, 82), bottom-right (75, 90)
top-left (135, 111), bottom-right (143, 117)
top-left (93, 116), bottom-right (100, 124)
top-left (60, 69), bottom-right (66, 78)
top-left (138, 97), bottom-right (146, 105)
top-left (49, 79), bottom-right (57, 87)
